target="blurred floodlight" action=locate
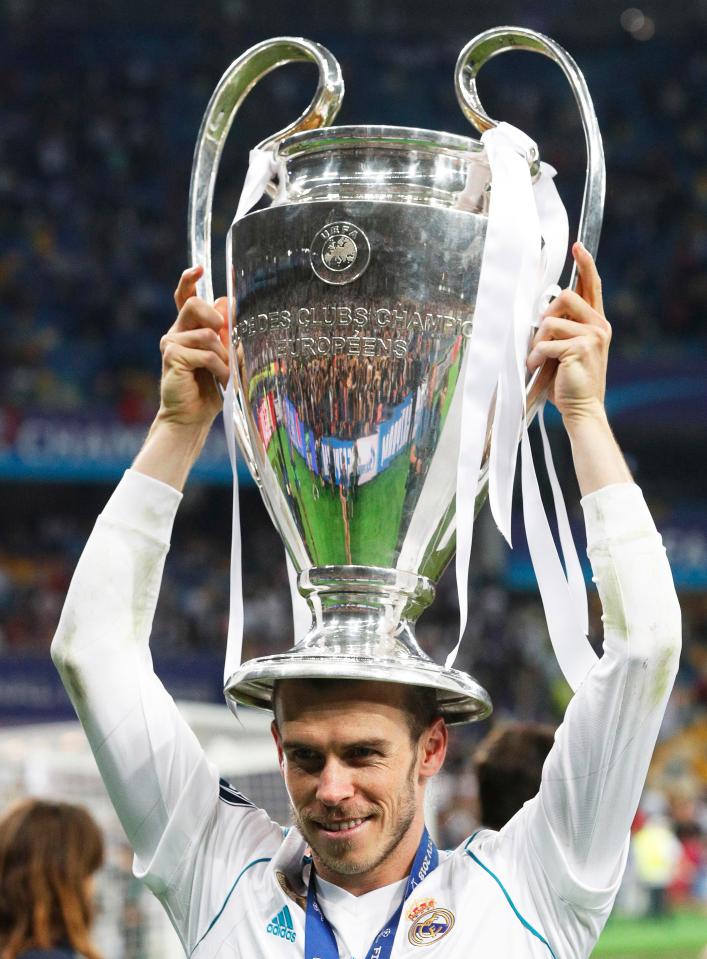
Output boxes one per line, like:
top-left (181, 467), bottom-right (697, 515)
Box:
top-left (634, 16), bottom-right (656, 40)
top-left (620, 8), bottom-right (656, 40)
top-left (621, 7), bottom-right (645, 31)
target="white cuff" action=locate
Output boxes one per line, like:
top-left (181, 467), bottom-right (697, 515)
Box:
top-left (101, 469), bottom-right (183, 546)
top-left (581, 483), bottom-right (657, 554)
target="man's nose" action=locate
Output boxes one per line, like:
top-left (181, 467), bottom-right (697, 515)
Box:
top-left (315, 758), bottom-right (355, 806)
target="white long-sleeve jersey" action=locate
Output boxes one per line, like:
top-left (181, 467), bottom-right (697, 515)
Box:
top-left (51, 470), bottom-right (681, 959)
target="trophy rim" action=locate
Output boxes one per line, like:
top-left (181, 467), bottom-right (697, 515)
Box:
top-left (277, 124), bottom-right (485, 161)
top-left (224, 652), bottom-right (493, 725)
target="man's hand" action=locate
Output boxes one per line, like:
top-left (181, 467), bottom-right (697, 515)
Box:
top-left (132, 265), bottom-right (230, 492)
top-left (158, 265), bottom-right (230, 430)
top-left (527, 242), bottom-right (611, 425)
top-left (526, 242), bottom-right (632, 496)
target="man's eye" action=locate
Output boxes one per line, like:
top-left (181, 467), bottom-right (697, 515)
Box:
top-left (291, 749), bottom-right (320, 765)
top-left (348, 747), bottom-right (378, 760)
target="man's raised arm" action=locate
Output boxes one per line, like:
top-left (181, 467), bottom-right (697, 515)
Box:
top-left (132, 264), bottom-right (230, 490)
top-left (517, 244), bottom-right (681, 909)
top-left (51, 268), bottom-right (236, 891)
top-left (526, 241), bottom-right (632, 497)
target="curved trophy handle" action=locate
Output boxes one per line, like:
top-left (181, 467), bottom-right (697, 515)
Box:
top-left (189, 37), bottom-right (343, 303)
top-left (454, 26), bottom-right (605, 288)
top-left (187, 39), bottom-right (343, 479)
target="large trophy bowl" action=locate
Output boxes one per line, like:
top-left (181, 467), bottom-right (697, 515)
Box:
top-left (189, 30), bottom-right (604, 723)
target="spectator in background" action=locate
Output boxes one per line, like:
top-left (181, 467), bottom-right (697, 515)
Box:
top-left (632, 814), bottom-right (683, 918)
top-left (473, 721), bottom-right (556, 831)
top-left (0, 798), bottom-right (104, 959)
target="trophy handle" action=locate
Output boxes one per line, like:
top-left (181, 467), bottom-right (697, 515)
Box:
top-left (189, 37), bottom-right (343, 302)
top-left (188, 38), bottom-right (344, 474)
top-left (454, 26), bottom-right (605, 287)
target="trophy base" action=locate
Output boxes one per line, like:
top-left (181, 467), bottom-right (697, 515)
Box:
top-left (225, 565), bottom-right (492, 725)
top-left (224, 650), bottom-right (492, 725)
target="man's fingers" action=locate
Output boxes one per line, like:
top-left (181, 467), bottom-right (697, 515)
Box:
top-left (160, 328), bottom-right (229, 366)
top-left (575, 271), bottom-right (584, 302)
top-left (542, 289), bottom-right (610, 339)
top-left (174, 265), bottom-right (204, 311)
top-left (527, 335), bottom-right (586, 373)
top-left (532, 316), bottom-right (590, 348)
top-left (162, 342), bottom-right (230, 388)
top-left (214, 297), bottom-right (230, 349)
top-left (543, 289), bottom-right (598, 324)
top-left (171, 296), bottom-right (225, 335)
top-left (528, 355), bottom-right (559, 400)
top-left (572, 242), bottom-right (604, 314)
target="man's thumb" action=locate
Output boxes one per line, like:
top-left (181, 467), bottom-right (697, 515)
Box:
top-left (214, 296), bottom-right (230, 349)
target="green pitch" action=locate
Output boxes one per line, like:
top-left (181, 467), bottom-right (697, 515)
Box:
top-left (267, 426), bottom-right (410, 567)
top-left (591, 909), bottom-right (707, 958)
top-left (263, 346), bottom-right (463, 568)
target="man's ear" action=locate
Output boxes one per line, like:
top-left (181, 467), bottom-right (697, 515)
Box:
top-left (417, 718), bottom-right (448, 782)
top-left (271, 719), bottom-right (285, 775)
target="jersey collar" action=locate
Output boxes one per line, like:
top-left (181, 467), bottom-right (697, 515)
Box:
top-left (268, 826), bottom-right (310, 913)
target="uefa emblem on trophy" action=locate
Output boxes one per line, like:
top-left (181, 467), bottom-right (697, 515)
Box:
top-left (188, 28), bottom-right (605, 723)
top-left (309, 221), bottom-right (371, 285)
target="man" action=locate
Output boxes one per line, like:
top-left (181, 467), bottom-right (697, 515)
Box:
top-left (472, 721), bottom-right (556, 833)
top-left (51, 244), bottom-right (681, 958)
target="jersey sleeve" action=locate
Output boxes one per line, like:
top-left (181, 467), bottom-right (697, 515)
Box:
top-left (514, 483), bottom-right (681, 911)
top-left (51, 469), bottom-right (283, 949)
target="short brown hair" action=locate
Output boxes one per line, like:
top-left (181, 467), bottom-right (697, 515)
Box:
top-left (272, 679), bottom-right (440, 743)
top-left (400, 684), bottom-right (440, 741)
top-left (0, 798), bottom-right (104, 959)
top-left (473, 722), bottom-right (556, 831)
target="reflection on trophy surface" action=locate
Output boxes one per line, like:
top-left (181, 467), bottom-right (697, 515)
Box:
top-left (230, 139), bottom-right (493, 719)
top-left (234, 165), bottom-right (488, 577)
top-left (188, 30), bottom-right (604, 723)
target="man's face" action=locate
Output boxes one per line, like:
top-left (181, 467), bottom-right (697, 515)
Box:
top-left (271, 680), bottom-right (446, 890)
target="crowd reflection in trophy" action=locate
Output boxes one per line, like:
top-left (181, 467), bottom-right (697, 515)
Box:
top-left (245, 319), bottom-right (457, 565)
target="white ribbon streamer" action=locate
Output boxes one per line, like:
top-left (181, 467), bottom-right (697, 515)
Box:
top-left (287, 553), bottom-right (312, 644)
top-left (449, 123), bottom-right (595, 691)
top-left (519, 163), bottom-right (594, 684)
top-left (538, 404), bottom-right (589, 637)
top-left (487, 138), bottom-right (543, 548)
top-left (448, 122), bottom-right (537, 669)
top-left (520, 408), bottom-right (596, 689)
top-left (222, 377), bottom-right (244, 686)
top-left (234, 148), bottom-right (280, 220)
top-left (534, 163), bottom-right (570, 297)
top-left (223, 147), bottom-right (311, 687)
top-left (222, 214), bottom-right (243, 687)
top-left (488, 161), bottom-right (567, 551)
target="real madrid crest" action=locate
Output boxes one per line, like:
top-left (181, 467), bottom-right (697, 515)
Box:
top-left (406, 899), bottom-right (455, 947)
top-left (309, 221), bottom-right (371, 285)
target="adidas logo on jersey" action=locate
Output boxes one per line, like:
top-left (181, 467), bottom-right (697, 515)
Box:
top-left (266, 905), bottom-right (297, 942)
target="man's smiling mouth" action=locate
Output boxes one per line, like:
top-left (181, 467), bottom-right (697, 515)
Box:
top-left (313, 815), bottom-right (373, 836)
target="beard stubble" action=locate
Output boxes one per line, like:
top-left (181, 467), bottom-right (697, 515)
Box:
top-left (292, 752), bottom-right (419, 877)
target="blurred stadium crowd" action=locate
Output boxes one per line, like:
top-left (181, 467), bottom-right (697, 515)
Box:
top-left (2, 3), bottom-right (707, 422)
top-left (1, 0), bottom-right (706, 922)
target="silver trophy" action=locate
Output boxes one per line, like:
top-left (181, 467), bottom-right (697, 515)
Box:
top-left (189, 28), bottom-right (604, 723)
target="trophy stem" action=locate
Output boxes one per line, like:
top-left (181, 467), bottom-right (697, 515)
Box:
top-left (296, 565), bottom-right (435, 659)
top-left (225, 556), bottom-right (492, 720)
